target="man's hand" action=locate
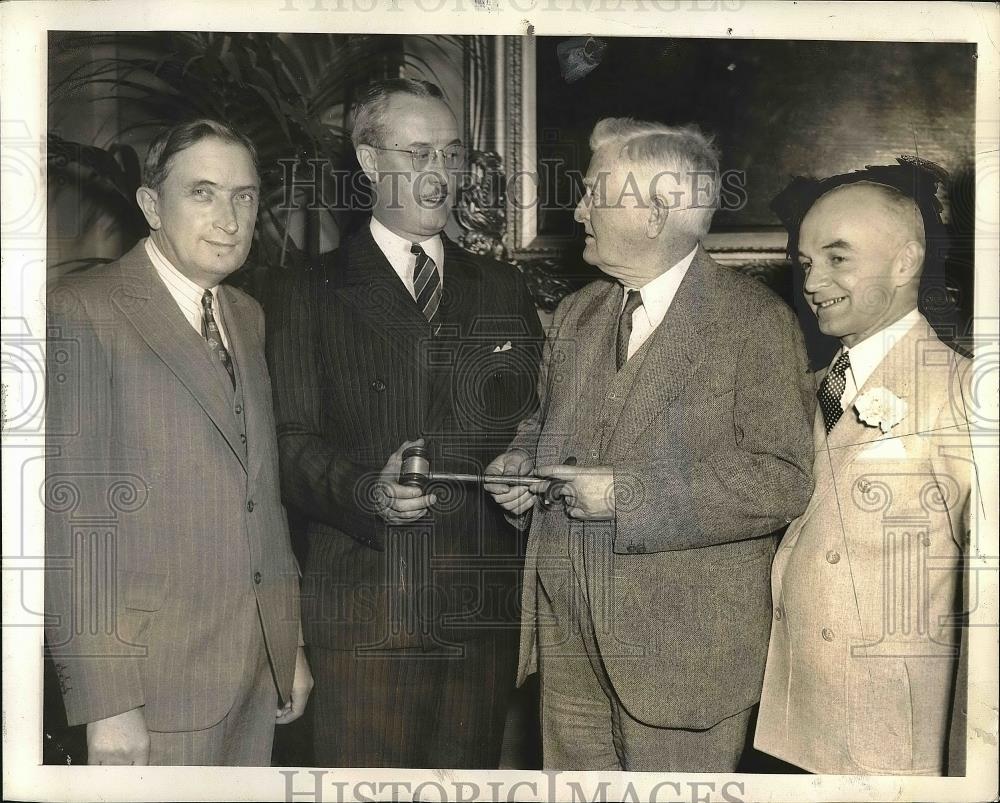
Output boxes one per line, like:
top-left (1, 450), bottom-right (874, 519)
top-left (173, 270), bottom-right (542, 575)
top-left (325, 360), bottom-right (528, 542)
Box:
top-left (87, 707), bottom-right (149, 765)
top-left (375, 438), bottom-right (437, 524)
top-left (533, 465), bottom-right (616, 520)
top-left (276, 646), bottom-right (314, 725)
top-left (484, 449), bottom-right (536, 516)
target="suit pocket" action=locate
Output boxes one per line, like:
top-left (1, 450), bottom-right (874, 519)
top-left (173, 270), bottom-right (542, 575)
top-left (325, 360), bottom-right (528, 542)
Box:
top-left (123, 571), bottom-right (168, 611)
top-left (846, 656), bottom-right (914, 773)
top-left (120, 571), bottom-right (168, 647)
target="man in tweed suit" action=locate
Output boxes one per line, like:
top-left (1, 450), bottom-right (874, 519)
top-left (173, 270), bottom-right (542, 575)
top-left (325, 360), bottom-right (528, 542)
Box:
top-left (486, 118), bottom-right (815, 770)
top-left (754, 168), bottom-right (974, 774)
top-left (266, 79), bottom-right (542, 767)
top-left (45, 120), bottom-right (311, 765)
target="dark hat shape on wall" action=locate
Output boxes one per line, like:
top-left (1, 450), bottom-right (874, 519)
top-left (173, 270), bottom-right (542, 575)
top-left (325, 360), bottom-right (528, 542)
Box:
top-left (771, 155), bottom-right (950, 259)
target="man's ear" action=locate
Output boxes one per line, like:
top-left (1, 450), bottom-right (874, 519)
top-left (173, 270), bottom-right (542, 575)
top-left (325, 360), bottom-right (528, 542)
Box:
top-left (356, 146), bottom-right (378, 182)
top-left (894, 240), bottom-right (925, 286)
top-left (645, 195), bottom-right (670, 238)
top-left (135, 186), bottom-right (161, 230)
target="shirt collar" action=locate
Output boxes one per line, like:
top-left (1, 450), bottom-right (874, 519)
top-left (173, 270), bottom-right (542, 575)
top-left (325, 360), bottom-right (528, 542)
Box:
top-left (838, 307), bottom-right (922, 390)
top-left (145, 236), bottom-right (219, 305)
top-left (369, 216), bottom-right (444, 272)
top-left (623, 244), bottom-right (698, 325)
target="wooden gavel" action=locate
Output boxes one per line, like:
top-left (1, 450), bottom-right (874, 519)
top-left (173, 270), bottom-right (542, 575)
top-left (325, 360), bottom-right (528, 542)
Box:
top-left (398, 445), bottom-right (570, 506)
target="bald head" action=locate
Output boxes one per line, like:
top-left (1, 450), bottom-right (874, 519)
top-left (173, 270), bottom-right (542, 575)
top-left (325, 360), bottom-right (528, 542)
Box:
top-left (807, 181), bottom-right (926, 257)
top-left (798, 181), bottom-right (927, 347)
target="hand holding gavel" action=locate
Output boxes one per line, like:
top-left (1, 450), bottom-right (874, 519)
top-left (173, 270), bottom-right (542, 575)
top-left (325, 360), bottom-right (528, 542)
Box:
top-left (483, 449), bottom-right (543, 516)
top-left (480, 451), bottom-right (616, 520)
top-left (398, 446), bottom-right (580, 515)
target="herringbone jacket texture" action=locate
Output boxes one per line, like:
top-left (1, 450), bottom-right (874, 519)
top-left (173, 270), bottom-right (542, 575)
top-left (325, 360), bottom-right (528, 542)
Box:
top-left (513, 247), bottom-right (816, 729)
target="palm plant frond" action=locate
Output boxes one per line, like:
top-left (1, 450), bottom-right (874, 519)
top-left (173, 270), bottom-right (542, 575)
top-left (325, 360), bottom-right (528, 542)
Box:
top-left (49, 31), bottom-right (463, 287)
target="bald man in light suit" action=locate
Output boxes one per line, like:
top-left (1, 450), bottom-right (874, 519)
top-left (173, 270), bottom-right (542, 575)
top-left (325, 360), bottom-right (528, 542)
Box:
top-left (755, 175), bottom-right (975, 775)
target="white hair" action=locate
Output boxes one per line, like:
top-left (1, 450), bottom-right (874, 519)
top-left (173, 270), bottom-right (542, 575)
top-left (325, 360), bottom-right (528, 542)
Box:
top-left (590, 117), bottom-right (720, 237)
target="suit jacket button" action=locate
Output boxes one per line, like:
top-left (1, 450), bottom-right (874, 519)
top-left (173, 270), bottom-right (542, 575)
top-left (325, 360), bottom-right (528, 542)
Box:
top-left (826, 550), bottom-right (841, 564)
top-left (247, 500), bottom-right (255, 512)
top-left (822, 627), bottom-right (835, 642)
top-left (774, 607), bottom-right (783, 621)
top-left (371, 380), bottom-right (386, 392)
top-left (235, 404), bottom-right (242, 415)
top-left (240, 433), bottom-right (247, 444)
top-left (254, 571), bottom-right (262, 584)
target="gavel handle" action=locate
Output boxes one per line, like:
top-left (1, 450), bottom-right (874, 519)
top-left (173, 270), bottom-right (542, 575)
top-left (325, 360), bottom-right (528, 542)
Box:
top-left (427, 472), bottom-right (541, 487)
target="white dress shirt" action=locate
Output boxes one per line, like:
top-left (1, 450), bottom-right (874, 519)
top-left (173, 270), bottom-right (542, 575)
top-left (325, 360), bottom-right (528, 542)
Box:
top-left (620, 245), bottom-right (697, 360)
top-left (832, 307), bottom-right (922, 410)
top-left (145, 237), bottom-right (229, 349)
top-left (369, 216), bottom-right (445, 301)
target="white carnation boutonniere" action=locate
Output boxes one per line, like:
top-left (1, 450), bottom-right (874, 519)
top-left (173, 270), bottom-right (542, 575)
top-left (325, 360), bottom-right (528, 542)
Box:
top-left (854, 387), bottom-right (908, 434)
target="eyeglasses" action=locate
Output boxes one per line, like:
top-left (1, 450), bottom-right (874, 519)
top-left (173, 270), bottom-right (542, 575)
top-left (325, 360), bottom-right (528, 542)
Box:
top-left (371, 144), bottom-right (466, 171)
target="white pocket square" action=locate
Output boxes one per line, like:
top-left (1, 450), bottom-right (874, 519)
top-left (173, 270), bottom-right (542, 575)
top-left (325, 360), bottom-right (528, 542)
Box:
top-left (493, 340), bottom-right (513, 353)
top-left (856, 437), bottom-right (908, 460)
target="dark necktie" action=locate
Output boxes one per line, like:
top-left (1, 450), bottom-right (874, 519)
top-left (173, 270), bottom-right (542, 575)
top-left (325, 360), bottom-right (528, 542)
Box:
top-left (616, 288), bottom-right (644, 371)
top-left (201, 290), bottom-right (235, 389)
top-left (411, 243), bottom-right (442, 333)
top-left (818, 350), bottom-right (851, 433)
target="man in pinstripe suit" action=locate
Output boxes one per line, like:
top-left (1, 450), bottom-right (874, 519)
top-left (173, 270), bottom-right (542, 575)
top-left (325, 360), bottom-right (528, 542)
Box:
top-left (45, 120), bottom-right (311, 765)
top-left (267, 79), bottom-right (543, 767)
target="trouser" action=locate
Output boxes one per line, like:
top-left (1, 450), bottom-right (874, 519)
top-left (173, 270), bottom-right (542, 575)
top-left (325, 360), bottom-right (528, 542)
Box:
top-left (147, 611), bottom-right (278, 766)
top-left (536, 548), bottom-right (752, 771)
top-left (309, 635), bottom-right (516, 768)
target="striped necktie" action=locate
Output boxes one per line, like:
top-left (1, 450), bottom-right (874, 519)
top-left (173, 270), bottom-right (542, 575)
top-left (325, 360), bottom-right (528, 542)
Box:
top-left (411, 243), bottom-right (442, 332)
top-left (201, 290), bottom-right (235, 389)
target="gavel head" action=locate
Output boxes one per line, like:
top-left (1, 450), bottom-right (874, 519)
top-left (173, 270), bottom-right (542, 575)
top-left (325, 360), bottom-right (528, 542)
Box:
top-left (399, 445), bottom-right (431, 489)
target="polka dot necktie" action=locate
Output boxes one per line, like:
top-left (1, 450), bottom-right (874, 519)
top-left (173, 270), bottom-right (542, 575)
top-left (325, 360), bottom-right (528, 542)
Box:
top-left (411, 243), bottom-right (442, 334)
top-left (201, 290), bottom-right (235, 389)
top-left (616, 288), bottom-right (644, 371)
top-left (818, 350), bottom-right (851, 433)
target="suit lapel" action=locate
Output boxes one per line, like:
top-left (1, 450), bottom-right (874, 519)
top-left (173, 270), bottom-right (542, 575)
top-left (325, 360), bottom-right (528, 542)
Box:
top-left (332, 228), bottom-right (432, 353)
top-left (576, 280), bottom-right (620, 380)
top-left (607, 248), bottom-right (713, 458)
top-left (808, 318), bottom-right (929, 510)
top-left (423, 240), bottom-right (481, 434)
top-left (110, 243), bottom-right (247, 472)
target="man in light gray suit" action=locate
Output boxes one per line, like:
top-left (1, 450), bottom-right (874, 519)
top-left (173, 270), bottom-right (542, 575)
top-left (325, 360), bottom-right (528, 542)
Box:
top-left (486, 118), bottom-right (815, 770)
top-left (45, 120), bottom-right (311, 765)
top-left (754, 166), bottom-right (974, 775)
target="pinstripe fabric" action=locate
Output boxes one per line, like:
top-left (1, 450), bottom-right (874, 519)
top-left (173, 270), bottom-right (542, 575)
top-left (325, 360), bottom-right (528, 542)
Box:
top-left (147, 602), bottom-right (276, 765)
top-left (510, 249), bottom-right (816, 749)
top-left (45, 242), bottom-right (300, 743)
top-left (266, 225), bottom-right (544, 766)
